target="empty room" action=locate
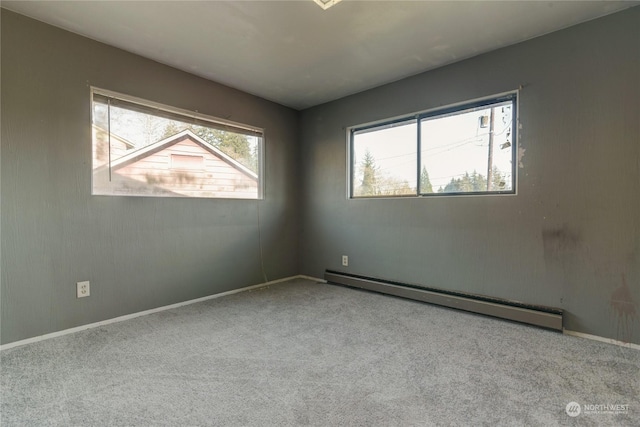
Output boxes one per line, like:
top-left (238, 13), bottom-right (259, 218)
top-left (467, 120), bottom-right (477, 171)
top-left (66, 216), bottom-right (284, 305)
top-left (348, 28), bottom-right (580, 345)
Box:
top-left (1, 1), bottom-right (639, 425)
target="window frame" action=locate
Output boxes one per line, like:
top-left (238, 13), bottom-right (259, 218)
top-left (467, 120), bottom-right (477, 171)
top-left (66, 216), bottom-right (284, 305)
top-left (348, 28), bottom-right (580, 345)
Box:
top-left (90, 87), bottom-right (265, 200)
top-left (348, 92), bottom-right (518, 199)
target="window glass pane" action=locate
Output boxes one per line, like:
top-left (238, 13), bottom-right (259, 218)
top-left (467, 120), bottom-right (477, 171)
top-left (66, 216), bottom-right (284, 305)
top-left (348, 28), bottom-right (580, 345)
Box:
top-left (91, 90), bottom-right (262, 199)
top-left (352, 120), bottom-right (417, 197)
top-left (420, 101), bottom-right (513, 194)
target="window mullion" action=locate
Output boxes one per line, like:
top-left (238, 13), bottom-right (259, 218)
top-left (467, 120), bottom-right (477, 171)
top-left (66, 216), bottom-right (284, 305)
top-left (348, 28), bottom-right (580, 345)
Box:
top-left (107, 98), bottom-right (112, 182)
top-left (416, 116), bottom-right (421, 196)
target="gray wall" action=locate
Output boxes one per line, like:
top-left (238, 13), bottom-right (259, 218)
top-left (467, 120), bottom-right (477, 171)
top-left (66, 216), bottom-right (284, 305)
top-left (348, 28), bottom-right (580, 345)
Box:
top-left (1, 10), bottom-right (300, 345)
top-left (2, 8), bottom-right (639, 346)
top-left (299, 8), bottom-right (640, 344)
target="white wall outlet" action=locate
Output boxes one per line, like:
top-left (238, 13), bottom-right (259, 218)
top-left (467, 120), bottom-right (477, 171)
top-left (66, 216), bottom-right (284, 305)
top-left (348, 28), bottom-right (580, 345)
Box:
top-left (77, 281), bottom-right (90, 298)
top-left (342, 255), bottom-right (349, 267)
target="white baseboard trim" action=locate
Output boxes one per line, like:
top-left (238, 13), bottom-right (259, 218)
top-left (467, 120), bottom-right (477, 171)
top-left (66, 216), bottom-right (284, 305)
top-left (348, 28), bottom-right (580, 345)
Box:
top-left (15, 275), bottom-right (634, 352)
top-left (298, 274), bottom-right (327, 283)
top-left (0, 275), bottom-right (315, 352)
top-left (563, 329), bottom-right (640, 350)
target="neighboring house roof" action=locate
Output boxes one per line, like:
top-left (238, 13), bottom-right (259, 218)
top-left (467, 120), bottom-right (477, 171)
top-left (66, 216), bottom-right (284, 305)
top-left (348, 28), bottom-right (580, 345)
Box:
top-left (108, 129), bottom-right (258, 180)
top-left (92, 125), bottom-right (137, 150)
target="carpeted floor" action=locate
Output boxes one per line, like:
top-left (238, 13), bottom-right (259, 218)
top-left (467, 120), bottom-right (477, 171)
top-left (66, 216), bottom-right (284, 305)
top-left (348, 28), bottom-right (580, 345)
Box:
top-left (1, 278), bottom-right (638, 426)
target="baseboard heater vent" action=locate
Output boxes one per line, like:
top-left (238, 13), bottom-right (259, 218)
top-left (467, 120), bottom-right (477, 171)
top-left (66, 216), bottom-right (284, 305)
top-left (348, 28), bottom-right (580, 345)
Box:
top-left (324, 270), bottom-right (563, 331)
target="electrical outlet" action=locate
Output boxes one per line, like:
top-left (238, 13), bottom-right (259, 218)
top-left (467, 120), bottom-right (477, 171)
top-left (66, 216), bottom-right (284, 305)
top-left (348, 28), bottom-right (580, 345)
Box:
top-left (77, 281), bottom-right (90, 298)
top-left (342, 255), bottom-right (348, 267)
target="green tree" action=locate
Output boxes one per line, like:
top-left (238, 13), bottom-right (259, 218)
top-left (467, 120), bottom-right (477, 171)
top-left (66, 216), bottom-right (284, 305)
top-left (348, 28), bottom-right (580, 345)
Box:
top-left (419, 166), bottom-right (433, 194)
top-left (488, 166), bottom-right (509, 191)
top-left (160, 122), bottom-right (258, 173)
top-left (161, 122), bottom-right (180, 139)
top-left (440, 168), bottom-right (512, 193)
top-left (443, 171), bottom-right (487, 193)
top-left (191, 126), bottom-right (256, 171)
top-left (359, 150), bottom-right (379, 196)
top-left (470, 171), bottom-right (487, 191)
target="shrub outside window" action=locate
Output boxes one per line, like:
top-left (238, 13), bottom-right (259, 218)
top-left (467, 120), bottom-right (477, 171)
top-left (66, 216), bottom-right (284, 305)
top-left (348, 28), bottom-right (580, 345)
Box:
top-left (350, 93), bottom-right (517, 198)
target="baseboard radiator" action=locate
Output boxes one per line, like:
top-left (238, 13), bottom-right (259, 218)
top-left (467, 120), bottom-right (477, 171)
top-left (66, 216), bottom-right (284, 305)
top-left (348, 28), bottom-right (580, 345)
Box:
top-left (324, 270), bottom-right (563, 331)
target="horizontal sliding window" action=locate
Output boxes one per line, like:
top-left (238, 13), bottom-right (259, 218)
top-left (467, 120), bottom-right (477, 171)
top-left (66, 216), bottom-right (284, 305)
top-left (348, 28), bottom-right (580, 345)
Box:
top-left (349, 93), bottom-right (517, 198)
top-left (91, 88), bottom-right (263, 199)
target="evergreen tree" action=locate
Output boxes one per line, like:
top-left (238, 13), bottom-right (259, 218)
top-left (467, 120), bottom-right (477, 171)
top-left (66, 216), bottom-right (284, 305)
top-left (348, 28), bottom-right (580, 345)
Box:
top-left (443, 170), bottom-right (488, 193)
top-left (440, 168), bottom-right (511, 193)
top-left (160, 122), bottom-right (258, 173)
top-left (161, 122), bottom-right (180, 139)
top-left (419, 166), bottom-right (434, 194)
top-left (192, 126), bottom-right (252, 161)
top-left (359, 150), bottom-right (378, 196)
top-left (489, 166), bottom-right (508, 191)
top-left (470, 171), bottom-right (487, 191)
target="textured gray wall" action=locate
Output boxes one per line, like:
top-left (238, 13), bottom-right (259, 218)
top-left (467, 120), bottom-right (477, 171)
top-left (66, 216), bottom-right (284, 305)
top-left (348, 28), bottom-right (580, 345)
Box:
top-left (1, 11), bottom-right (300, 344)
top-left (2, 8), bottom-right (639, 347)
top-left (299, 8), bottom-right (640, 344)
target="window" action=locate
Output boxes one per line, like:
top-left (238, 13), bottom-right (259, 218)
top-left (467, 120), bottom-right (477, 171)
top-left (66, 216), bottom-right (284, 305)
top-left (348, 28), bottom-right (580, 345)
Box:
top-left (171, 154), bottom-right (204, 170)
top-left (91, 88), bottom-right (263, 199)
top-left (349, 93), bottom-right (517, 198)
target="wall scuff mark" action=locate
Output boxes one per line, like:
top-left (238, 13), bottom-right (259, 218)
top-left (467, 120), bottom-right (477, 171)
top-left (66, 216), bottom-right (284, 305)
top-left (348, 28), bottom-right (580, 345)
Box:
top-left (542, 225), bottom-right (580, 264)
top-left (610, 274), bottom-right (637, 342)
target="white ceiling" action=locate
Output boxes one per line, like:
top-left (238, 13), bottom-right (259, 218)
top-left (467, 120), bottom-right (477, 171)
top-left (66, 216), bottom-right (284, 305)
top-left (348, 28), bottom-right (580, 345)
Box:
top-left (3, 1), bottom-right (637, 110)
